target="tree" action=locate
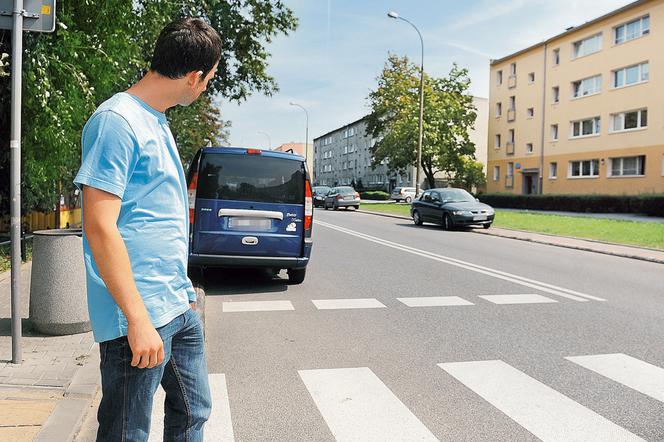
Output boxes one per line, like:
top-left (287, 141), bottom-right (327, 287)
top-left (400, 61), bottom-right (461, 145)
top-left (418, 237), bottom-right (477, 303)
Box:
top-left (448, 157), bottom-right (486, 192)
top-left (366, 54), bottom-right (478, 189)
top-left (0, 1), bottom-right (297, 214)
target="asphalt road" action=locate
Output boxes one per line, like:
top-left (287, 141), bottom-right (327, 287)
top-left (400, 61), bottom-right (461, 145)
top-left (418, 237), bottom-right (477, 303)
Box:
top-left (200, 208), bottom-right (664, 441)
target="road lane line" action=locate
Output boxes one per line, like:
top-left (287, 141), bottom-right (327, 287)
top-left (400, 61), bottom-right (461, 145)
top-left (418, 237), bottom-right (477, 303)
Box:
top-left (316, 220), bottom-right (602, 302)
top-left (397, 296), bottom-right (474, 307)
top-left (298, 367), bottom-right (439, 441)
top-left (566, 354), bottom-right (664, 403)
top-left (312, 298), bottom-right (387, 310)
top-left (222, 300), bottom-right (294, 312)
top-left (149, 374), bottom-right (235, 441)
top-left (439, 360), bottom-right (643, 442)
top-left (479, 294), bottom-right (558, 304)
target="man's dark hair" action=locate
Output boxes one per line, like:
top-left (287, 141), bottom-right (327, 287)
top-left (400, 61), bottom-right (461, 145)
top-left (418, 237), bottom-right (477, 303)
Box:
top-left (150, 17), bottom-right (222, 80)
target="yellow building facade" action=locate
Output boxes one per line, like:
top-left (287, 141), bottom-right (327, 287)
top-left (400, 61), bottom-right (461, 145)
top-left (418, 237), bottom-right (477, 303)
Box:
top-left (487, 0), bottom-right (664, 195)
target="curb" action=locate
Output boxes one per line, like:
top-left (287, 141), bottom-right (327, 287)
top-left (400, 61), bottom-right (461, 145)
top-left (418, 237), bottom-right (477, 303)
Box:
top-left (36, 346), bottom-right (100, 442)
top-left (356, 209), bottom-right (664, 265)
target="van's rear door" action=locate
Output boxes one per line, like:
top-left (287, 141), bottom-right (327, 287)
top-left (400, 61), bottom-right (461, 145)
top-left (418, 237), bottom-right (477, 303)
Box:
top-left (192, 150), bottom-right (305, 257)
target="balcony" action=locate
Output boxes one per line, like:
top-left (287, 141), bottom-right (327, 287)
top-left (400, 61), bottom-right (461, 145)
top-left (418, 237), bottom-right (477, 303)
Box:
top-left (507, 109), bottom-right (516, 122)
top-left (508, 75), bottom-right (517, 89)
top-left (506, 142), bottom-right (515, 155)
top-left (505, 175), bottom-right (514, 188)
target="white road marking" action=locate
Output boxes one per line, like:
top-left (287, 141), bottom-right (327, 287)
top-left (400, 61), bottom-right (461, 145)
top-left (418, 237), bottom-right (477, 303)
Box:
top-left (299, 367), bottom-right (439, 441)
top-left (148, 373), bottom-right (235, 441)
top-left (312, 298), bottom-right (387, 310)
top-left (439, 360), bottom-right (643, 442)
top-left (397, 296), bottom-right (474, 307)
top-left (222, 300), bottom-right (294, 312)
top-left (478, 294), bottom-right (558, 304)
top-left (566, 353), bottom-right (664, 403)
top-left (316, 220), bottom-right (604, 302)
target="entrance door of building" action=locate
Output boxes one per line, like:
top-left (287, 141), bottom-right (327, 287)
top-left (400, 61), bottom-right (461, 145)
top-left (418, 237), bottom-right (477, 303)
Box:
top-left (522, 170), bottom-right (539, 195)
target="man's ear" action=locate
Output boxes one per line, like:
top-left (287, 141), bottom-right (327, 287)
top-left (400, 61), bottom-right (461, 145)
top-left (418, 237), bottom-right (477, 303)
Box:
top-left (186, 70), bottom-right (204, 86)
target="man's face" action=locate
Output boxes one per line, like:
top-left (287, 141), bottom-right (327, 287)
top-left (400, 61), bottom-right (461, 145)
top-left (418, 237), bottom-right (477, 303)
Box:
top-left (179, 62), bottom-right (219, 106)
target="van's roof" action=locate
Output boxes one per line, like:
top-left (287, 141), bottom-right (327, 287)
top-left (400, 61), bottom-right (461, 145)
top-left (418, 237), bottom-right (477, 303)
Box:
top-left (202, 147), bottom-right (305, 162)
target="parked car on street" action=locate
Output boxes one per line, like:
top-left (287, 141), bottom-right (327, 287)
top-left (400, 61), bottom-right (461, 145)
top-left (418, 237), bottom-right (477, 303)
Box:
top-left (410, 188), bottom-right (494, 230)
top-left (390, 187), bottom-right (417, 203)
top-left (313, 186), bottom-right (331, 208)
top-left (186, 147), bottom-right (313, 284)
top-left (323, 187), bottom-right (361, 210)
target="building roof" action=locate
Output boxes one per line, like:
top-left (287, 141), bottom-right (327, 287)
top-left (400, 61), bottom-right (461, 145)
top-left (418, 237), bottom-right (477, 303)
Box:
top-left (313, 116), bottom-right (368, 142)
top-left (490, 0), bottom-right (650, 65)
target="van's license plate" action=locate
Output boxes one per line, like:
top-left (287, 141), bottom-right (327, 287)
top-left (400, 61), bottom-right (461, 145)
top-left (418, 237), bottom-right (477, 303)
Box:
top-left (228, 217), bottom-right (272, 231)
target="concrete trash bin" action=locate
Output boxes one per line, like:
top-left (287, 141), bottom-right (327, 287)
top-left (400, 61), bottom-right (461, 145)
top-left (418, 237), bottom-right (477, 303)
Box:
top-left (29, 229), bottom-right (91, 335)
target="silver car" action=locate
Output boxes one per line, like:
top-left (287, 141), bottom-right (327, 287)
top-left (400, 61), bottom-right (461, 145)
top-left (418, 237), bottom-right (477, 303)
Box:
top-left (323, 186), bottom-right (361, 210)
top-left (390, 187), bottom-right (416, 203)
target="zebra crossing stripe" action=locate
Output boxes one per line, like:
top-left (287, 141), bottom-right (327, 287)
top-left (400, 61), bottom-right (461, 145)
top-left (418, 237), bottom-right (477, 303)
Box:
top-left (566, 353), bottom-right (664, 403)
top-left (222, 300), bottom-right (294, 312)
top-left (312, 298), bottom-right (387, 310)
top-left (478, 294), bottom-right (557, 304)
top-left (148, 373), bottom-right (235, 442)
top-left (397, 296), bottom-right (474, 307)
top-left (439, 360), bottom-right (643, 442)
top-left (299, 367), bottom-right (439, 441)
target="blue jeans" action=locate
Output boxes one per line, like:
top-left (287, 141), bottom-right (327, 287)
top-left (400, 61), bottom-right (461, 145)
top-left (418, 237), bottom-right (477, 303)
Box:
top-left (96, 308), bottom-right (211, 441)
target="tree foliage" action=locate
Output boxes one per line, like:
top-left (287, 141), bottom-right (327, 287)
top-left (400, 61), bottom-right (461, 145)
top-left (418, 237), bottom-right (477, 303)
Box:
top-left (366, 54), bottom-right (479, 189)
top-left (0, 0), bottom-right (297, 213)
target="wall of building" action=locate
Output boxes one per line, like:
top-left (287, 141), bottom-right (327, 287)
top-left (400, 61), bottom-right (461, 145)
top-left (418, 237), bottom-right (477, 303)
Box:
top-left (487, 0), bottom-right (664, 195)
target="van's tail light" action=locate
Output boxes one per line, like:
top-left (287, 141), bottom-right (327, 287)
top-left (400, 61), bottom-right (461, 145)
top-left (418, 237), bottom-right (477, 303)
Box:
top-left (188, 172), bottom-right (198, 229)
top-left (304, 180), bottom-right (313, 232)
top-left (246, 148), bottom-right (262, 155)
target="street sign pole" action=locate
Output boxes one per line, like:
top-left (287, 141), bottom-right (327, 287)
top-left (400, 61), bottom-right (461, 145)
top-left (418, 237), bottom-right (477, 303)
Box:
top-left (9, 0), bottom-right (24, 364)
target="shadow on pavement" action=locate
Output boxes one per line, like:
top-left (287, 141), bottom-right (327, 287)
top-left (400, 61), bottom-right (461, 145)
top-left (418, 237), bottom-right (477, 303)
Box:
top-left (202, 268), bottom-right (289, 296)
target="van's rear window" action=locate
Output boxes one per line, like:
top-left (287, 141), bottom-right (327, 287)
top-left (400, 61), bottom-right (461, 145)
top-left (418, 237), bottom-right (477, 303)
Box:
top-left (197, 153), bottom-right (305, 204)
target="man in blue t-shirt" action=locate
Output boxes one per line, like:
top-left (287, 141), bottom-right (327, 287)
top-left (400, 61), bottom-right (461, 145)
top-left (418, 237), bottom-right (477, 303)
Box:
top-left (74, 18), bottom-right (221, 441)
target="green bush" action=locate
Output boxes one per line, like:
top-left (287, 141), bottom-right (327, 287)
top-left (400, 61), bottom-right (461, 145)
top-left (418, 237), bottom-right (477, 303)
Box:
top-left (477, 193), bottom-right (664, 217)
top-left (360, 191), bottom-right (390, 200)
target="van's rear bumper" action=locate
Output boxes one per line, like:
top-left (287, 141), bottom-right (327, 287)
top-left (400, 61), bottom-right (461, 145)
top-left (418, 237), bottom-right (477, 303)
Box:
top-left (189, 254), bottom-right (309, 269)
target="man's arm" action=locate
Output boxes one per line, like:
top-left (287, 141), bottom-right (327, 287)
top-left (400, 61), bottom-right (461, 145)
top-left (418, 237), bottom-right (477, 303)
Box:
top-left (83, 185), bottom-right (164, 369)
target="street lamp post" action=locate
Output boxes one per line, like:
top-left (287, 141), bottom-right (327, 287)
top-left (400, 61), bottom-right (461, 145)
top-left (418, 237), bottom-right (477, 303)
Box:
top-left (387, 11), bottom-right (424, 196)
top-left (289, 102), bottom-right (309, 161)
top-left (257, 130), bottom-right (271, 150)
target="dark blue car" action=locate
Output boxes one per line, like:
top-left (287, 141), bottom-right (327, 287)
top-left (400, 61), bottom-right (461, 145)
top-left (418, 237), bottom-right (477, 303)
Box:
top-left (186, 147), bottom-right (313, 284)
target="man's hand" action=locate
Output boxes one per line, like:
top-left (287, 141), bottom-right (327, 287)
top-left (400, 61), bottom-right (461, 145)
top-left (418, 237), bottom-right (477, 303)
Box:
top-left (190, 302), bottom-right (197, 310)
top-left (127, 316), bottom-right (164, 369)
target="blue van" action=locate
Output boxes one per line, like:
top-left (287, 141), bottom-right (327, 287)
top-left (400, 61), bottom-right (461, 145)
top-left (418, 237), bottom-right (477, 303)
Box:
top-left (186, 147), bottom-right (313, 284)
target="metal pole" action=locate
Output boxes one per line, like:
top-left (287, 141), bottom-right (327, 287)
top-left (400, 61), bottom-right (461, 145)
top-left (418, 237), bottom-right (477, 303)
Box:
top-left (289, 102), bottom-right (309, 161)
top-left (10, 0), bottom-right (24, 364)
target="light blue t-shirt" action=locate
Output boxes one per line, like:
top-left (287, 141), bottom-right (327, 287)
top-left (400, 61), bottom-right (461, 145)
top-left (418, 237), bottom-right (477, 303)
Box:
top-left (74, 92), bottom-right (195, 343)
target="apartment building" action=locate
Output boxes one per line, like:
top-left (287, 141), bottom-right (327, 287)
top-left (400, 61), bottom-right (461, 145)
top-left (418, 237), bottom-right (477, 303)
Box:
top-left (487, 0), bottom-right (664, 195)
top-left (272, 142), bottom-right (314, 180)
top-left (314, 97), bottom-right (487, 191)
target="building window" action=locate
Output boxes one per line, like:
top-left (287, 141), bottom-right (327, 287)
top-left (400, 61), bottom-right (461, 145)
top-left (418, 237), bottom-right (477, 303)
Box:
top-left (610, 155), bottom-right (645, 177)
top-left (509, 62), bottom-right (516, 76)
top-left (552, 86), bottom-right (560, 103)
top-left (528, 72), bottom-right (535, 83)
top-left (343, 145), bottom-right (348, 154)
top-left (572, 74), bottom-right (602, 98)
top-left (571, 117), bottom-right (601, 138)
top-left (551, 124), bottom-right (559, 141)
top-left (573, 33), bottom-right (602, 58)
top-left (613, 62), bottom-right (649, 88)
top-left (614, 15), bottom-right (650, 45)
top-left (497, 70), bottom-right (503, 85)
top-left (611, 109), bottom-right (648, 132)
top-left (569, 159), bottom-right (600, 178)
top-left (496, 102), bottom-right (502, 117)
top-left (549, 162), bottom-right (558, 179)
top-left (526, 143), bottom-right (534, 154)
top-left (495, 134), bottom-right (502, 148)
top-left (493, 166), bottom-right (500, 181)
top-left (507, 163), bottom-right (514, 177)
top-left (508, 129), bottom-right (515, 144)
top-left (509, 96), bottom-right (516, 111)
top-left (527, 108), bottom-right (534, 118)
top-left (553, 48), bottom-right (560, 65)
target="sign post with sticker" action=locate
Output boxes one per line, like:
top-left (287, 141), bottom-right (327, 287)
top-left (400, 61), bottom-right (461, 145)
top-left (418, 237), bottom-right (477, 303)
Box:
top-left (1, 0), bottom-right (56, 364)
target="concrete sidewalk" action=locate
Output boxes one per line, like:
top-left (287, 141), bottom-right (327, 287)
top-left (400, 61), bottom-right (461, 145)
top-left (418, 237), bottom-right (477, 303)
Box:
top-left (0, 262), bottom-right (100, 441)
top-left (358, 209), bottom-right (664, 265)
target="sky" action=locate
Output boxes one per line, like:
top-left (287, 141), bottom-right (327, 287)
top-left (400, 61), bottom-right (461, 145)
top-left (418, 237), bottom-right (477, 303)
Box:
top-left (218, 0), bottom-right (634, 150)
